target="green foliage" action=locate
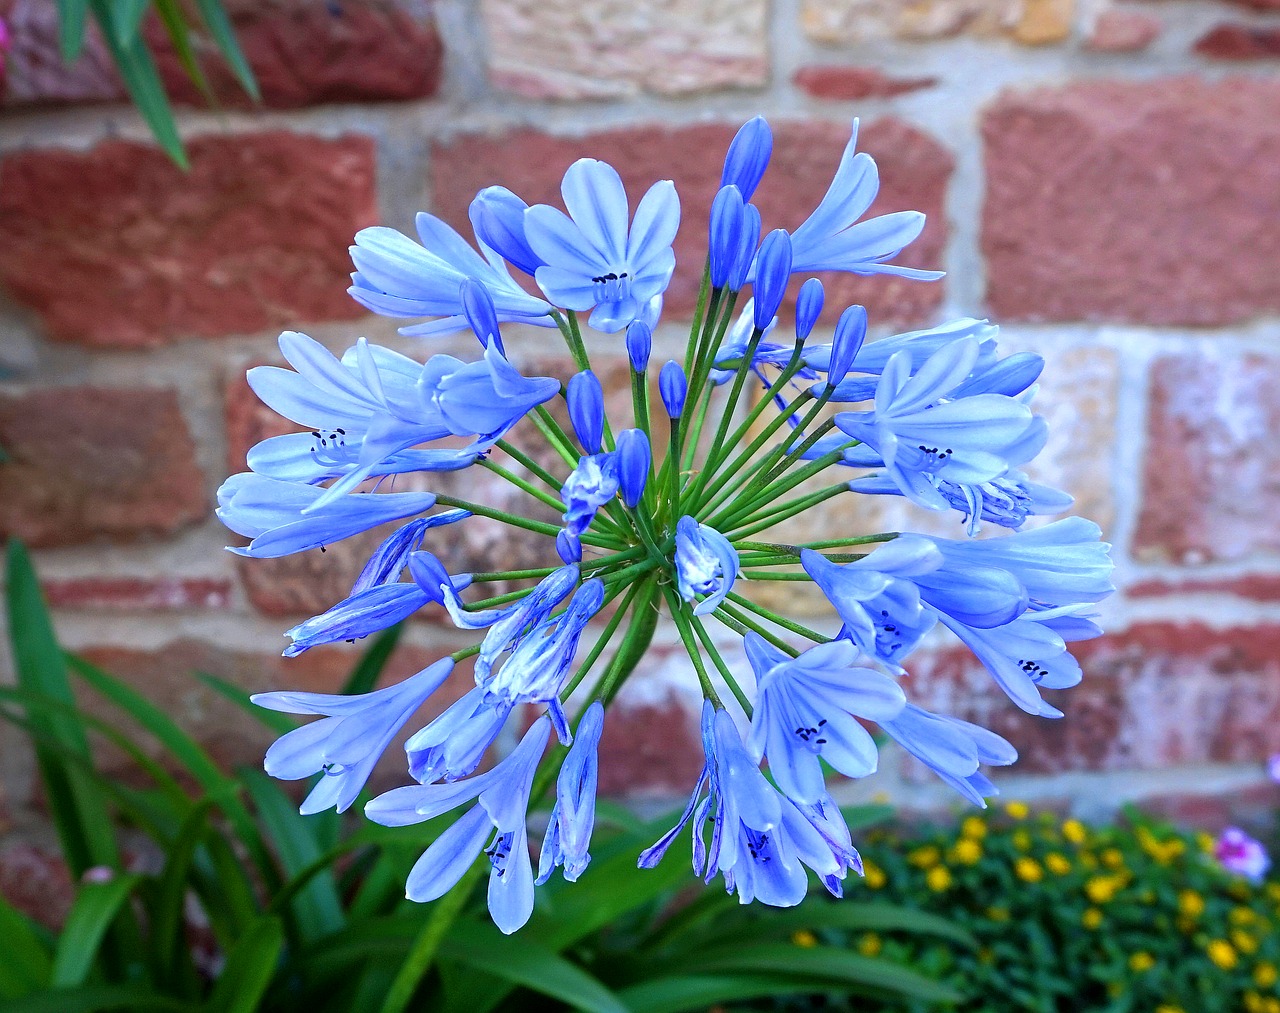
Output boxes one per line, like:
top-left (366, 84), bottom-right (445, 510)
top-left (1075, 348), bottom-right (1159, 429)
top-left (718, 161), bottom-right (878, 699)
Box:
top-left (0, 538), bottom-right (962, 1012)
top-left (52, 0), bottom-right (259, 167)
top-left (800, 804), bottom-right (1280, 1013)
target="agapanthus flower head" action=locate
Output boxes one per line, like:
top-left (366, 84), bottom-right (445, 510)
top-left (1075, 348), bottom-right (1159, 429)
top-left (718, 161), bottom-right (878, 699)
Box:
top-left (228, 111), bottom-right (1111, 933)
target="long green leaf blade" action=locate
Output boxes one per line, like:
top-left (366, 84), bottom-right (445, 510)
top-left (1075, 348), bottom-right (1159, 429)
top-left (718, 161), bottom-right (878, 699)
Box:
top-left (55, 0), bottom-right (90, 61)
top-left (50, 875), bottom-right (144, 988)
top-left (0, 895), bottom-right (53, 999)
top-left (194, 0), bottom-right (260, 100)
top-left (5, 540), bottom-right (118, 876)
top-left (0, 985), bottom-right (189, 1012)
top-left (205, 916), bottom-right (284, 1013)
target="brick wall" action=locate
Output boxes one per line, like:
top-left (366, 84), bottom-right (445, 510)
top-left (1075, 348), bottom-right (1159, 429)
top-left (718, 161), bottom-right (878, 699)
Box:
top-left (2, 0), bottom-right (1279, 844)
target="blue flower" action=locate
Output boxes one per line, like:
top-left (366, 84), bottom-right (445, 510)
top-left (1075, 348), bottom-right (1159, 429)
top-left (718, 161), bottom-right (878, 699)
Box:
top-left (935, 604), bottom-right (1101, 718)
top-left (350, 515), bottom-right (471, 595)
top-left (439, 563), bottom-right (581, 682)
top-left (404, 686), bottom-right (513, 785)
top-left (253, 658), bottom-right (454, 814)
top-left (709, 185), bottom-right (749, 289)
top-left (561, 454), bottom-right (620, 537)
top-left (626, 320), bottom-right (652, 371)
top-left (745, 633), bottom-right (905, 803)
top-left (848, 469), bottom-right (1073, 536)
top-left (615, 429), bottom-right (651, 509)
top-left (282, 549), bottom-right (472, 657)
top-left (567, 370), bottom-right (605, 453)
top-left (538, 701), bottom-right (604, 884)
top-left (833, 336), bottom-right (1039, 513)
top-left (522, 159), bottom-right (681, 333)
top-left (242, 332), bottom-right (558, 504)
top-left (794, 278), bottom-right (825, 342)
top-left (470, 186), bottom-right (545, 277)
top-left (805, 317), bottom-right (998, 381)
top-left (367, 717), bottom-right (550, 933)
top-left (880, 704), bottom-right (1017, 807)
top-left (217, 473), bottom-right (438, 559)
top-left (817, 305), bottom-right (867, 392)
top-left (721, 116), bottom-right (773, 200)
top-left (674, 516), bottom-right (740, 617)
top-left (349, 208), bottom-right (554, 338)
top-left (753, 230), bottom-right (793, 330)
top-left (660, 360), bottom-right (688, 418)
top-left (639, 704), bottom-right (856, 906)
top-left (788, 119), bottom-right (942, 281)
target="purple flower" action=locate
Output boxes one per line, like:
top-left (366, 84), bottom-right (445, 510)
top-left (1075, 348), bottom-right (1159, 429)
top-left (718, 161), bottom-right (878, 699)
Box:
top-left (674, 517), bottom-right (740, 617)
top-left (1215, 827), bottom-right (1271, 882)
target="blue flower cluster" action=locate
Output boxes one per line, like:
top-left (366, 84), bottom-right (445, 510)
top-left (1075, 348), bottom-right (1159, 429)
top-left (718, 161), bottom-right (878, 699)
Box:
top-left (220, 116), bottom-right (1113, 933)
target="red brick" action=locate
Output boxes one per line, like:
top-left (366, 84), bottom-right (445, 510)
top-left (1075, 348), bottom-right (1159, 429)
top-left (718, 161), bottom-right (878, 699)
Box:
top-left (0, 387), bottom-right (206, 548)
top-left (43, 577), bottom-right (233, 611)
top-left (1127, 574), bottom-right (1280, 601)
top-left (905, 624), bottom-right (1280, 776)
top-left (597, 692), bottom-right (705, 799)
top-left (150, 0), bottom-right (442, 109)
top-left (1141, 783), bottom-right (1276, 834)
top-left (0, 842), bottom-right (75, 931)
top-left (430, 119), bottom-right (951, 326)
top-left (982, 78), bottom-right (1280, 325)
top-left (0, 132), bottom-right (375, 348)
top-left (792, 66), bottom-right (937, 100)
top-left (76, 638), bottom-right (473, 785)
top-left (0, 0), bottom-right (124, 106)
top-left (1134, 351), bottom-right (1280, 565)
top-left (1085, 9), bottom-right (1161, 51)
top-left (1194, 24), bottom-right (1280, 59)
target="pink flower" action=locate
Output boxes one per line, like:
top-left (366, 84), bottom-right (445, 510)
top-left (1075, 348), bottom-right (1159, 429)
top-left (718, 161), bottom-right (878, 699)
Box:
top-left (1215, 827), bottom-right (1271, 882)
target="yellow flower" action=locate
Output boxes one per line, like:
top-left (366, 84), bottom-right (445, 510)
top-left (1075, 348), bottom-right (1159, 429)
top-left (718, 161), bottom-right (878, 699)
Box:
top-left (863, 861), bottom-right (886, 889)
top-left (986, 906), bottom-right (1010, 922)
top-left (926, 866), bottom-right (952, 892)
top-left (791, 929), bottom-right (818, 948)
top-left (1254, 962), bottom-right (1278, 988)
top-left (1013, 830), bottom-right (1032, 852)
top-left (1155, 1006), bottom-right (1185, 1013)
top-left (1101, 847), bottom-right (1125, 869)
top-left (950, 839), bottom-right (983, 865)
top-left (1005, 801), bottom-right (1029, 820)
top-left (1267, 883), bottom-right (1280, 903)
top-left (978, 946), bottom-right (995, 965)
top-left (1207, 939), bottom-right (1238, 971)
top-left (1231, 906), bottom-right (1259, 926)
top-left (908, 845), bottom-right (941, 869)
top-left (1082, 907), bottom-right (1103, 929)
top-left (1086, 875), bottom-right (1121, 904)
top-left (1015, 857), bottom-right (1044, 883)
top-left (1128, 952), bottom-right (1156, 973)
top-left (1197, 832), bottom-right (1216, 854)
top-left (1245, 992), bottom-right (1265, 1013)
top-left (858, 932), bottom-right (882, 957)
top-left (1233, 929), bottom-right (1260, 955)
top-left (1178, 889), bottom-right (1205, 918)
top-left (1045, 852), bottom-right (1072, 876)
top-left (961, 816), bottom-right (987, 840)
top-left (1062, 819), bottom-right (1087, 845)
top-left (1264, 999), bottom-right (1280, 1013)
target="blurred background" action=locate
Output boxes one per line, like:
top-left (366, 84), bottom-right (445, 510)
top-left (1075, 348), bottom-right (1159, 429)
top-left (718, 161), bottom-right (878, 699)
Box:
top-left (0, 0), bottom-right (1278, 946)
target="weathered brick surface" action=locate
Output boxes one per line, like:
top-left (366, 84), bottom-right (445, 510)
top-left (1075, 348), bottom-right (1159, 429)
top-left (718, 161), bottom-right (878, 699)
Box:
top-left (904, 624), bottom-right (1280, 776)
top-left (431, 119), bottom-right (951, 326)
top-left (801, 0), bottom-right (1072, 44)
top-left (983, 78), bottom-right (1280, 325)
top-left (792, 66), bottom-right (937, 100)
top-left (480, 0), bottom-right (767, 100)
top-left (0, 842), bottom-right (75, 931)
top-left (1135, 351), bottom-right (1280, 565)
top-left (0, 0), bottom-right (123, 106)
top-left (0, 132), bottom-right (376, 348)
top-left (152, 0), bottom-right (443, 108)
top-left (1127, 574), bottom-right (1280, 602)
top-left (44, 577), bottom-right (233, 611)
top-left (0, 387), bottom-right (206, 548)
top-left (1193, 24), bottom-right (1280, 59)
top-left (1085, 9), bottom-right (1161, 51)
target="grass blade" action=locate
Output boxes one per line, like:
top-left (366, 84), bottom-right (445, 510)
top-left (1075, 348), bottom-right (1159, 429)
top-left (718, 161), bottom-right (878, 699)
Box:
top-left (193, 0), bottom-right (260, 100)
top-left (195, 671), bottom-right (296, 735)
top-left (50, 874), bottom-right (144, 988)
top-left (205, 916), bottom-right (284, 1013)
top-left (55, 0), bottom-right (90, 61)
top-left (0, 895), bottom-right (53, 999)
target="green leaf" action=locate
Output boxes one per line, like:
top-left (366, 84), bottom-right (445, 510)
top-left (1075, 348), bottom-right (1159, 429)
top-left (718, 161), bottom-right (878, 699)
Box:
top-left (0, 985), bottom-right (189, 1012)
top-left (439, 925), bottom-right (628, 1013)
top-left (50, 875), bottom-right (144, 988)
top-left (88, 2), bottom-right (188, 169)
top-left (693, 945), bottom-right (962, 1004)
top-left (242, 769), bottom-right (345, 939)
top-left (148, 799), bottom-right (216, 992)
top-left (205, 916), bottom-right (284, 1013)
top-left (5, 541), bottom-right (119, 876)
top-left (153, 0), bottom-right (214, 103)
top-left (193, 0), bottom-right (260, 100)
top-left (103, 0), bottom-right (150, 48)
top-left (55, 0), bottom-right (90, 61)
top-left (0, 895), bottom-right (53, 999)
top-left (342, 624), bottom-right (404, 696)
top-left (618, 973), bottom-right (846, 1013)
top-left (195, 671), bottom-right (296, 735)
top-left (687, 900), bottom-right (977, 950)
